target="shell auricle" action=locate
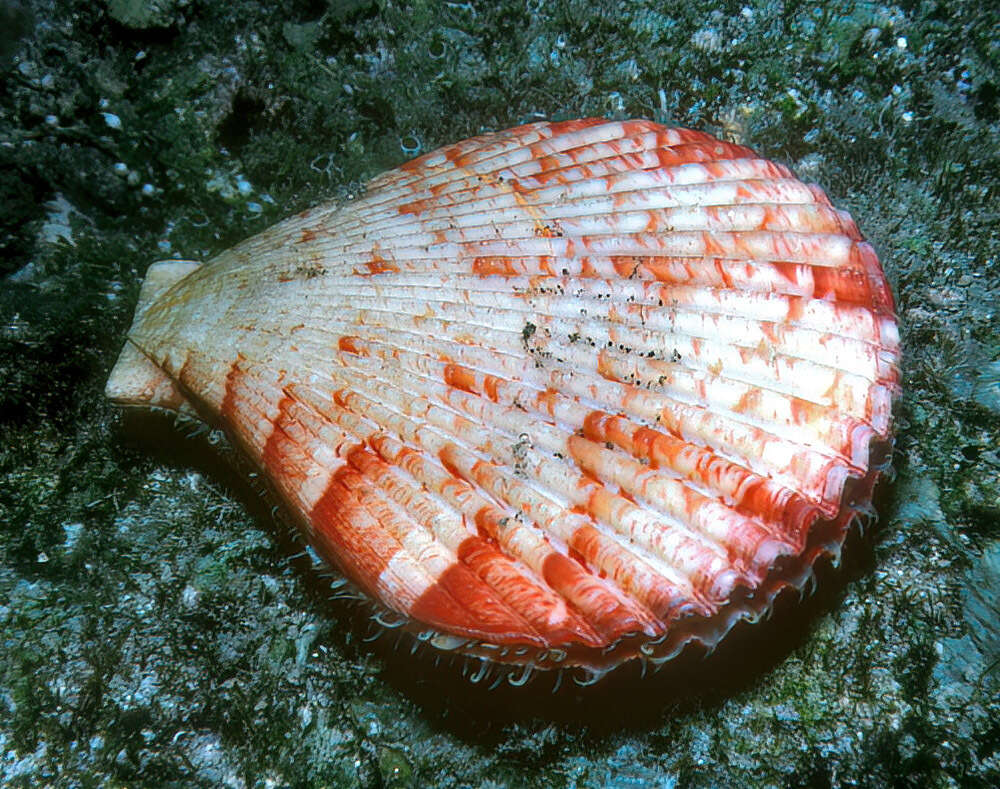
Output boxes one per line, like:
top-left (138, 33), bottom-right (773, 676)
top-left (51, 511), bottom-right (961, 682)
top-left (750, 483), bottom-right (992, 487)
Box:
top-left (107, 118), bottom-right (900, 681)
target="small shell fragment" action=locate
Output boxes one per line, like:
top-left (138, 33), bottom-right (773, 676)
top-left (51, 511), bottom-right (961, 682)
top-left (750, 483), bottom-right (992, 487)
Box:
top-left (107, 119), bottom-right (901, 676)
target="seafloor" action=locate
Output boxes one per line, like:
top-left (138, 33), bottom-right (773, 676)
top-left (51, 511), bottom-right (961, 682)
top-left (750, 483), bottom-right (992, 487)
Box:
top-left (1, 1), bottom-right (998, 786)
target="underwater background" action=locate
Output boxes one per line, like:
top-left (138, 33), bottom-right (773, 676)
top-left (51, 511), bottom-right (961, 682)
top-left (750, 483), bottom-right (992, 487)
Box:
top-left (1, 0), bottom-right (998, 785)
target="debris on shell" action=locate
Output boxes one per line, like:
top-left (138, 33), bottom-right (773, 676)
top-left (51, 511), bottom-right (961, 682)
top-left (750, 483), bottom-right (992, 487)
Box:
top-left (106, 118), bottom-right (901, 679)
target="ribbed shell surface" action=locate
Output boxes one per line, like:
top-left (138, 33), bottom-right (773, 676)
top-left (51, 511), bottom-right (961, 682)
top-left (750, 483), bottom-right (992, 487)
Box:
top-left (113, 119), bottom-right (901, 676)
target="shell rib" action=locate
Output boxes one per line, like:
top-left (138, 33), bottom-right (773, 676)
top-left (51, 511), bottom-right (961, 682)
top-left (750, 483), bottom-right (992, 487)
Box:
top-left (107, 118), bottom-right (900, 676)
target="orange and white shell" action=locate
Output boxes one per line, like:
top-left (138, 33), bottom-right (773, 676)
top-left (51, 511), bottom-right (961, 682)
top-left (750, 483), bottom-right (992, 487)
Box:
top-left (106, 118), bottom-right (900, 678)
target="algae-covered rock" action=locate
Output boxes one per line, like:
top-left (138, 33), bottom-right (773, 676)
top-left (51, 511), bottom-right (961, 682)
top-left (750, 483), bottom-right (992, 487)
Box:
top-left (973, 359), bottom-right (1000, 416)
top-left (965, 542), bottom-right (1000, 665)
top-left (106, 0), bottom-right (177, 29)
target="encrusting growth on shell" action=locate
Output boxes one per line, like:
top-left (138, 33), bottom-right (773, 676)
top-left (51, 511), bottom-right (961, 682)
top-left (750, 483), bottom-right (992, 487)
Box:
top-left (107, 118), bottom-right (901, 678)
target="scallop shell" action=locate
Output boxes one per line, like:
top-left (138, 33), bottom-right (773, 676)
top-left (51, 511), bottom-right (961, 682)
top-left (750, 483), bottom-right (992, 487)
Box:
top-left (106, 118), bottom-right (900, 679)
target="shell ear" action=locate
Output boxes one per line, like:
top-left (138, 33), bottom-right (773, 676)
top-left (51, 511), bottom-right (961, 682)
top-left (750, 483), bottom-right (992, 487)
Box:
top-left (105, 260), bottom-right (202, 413)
